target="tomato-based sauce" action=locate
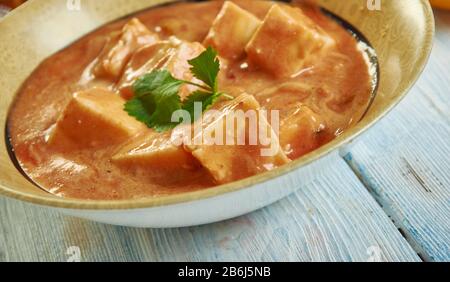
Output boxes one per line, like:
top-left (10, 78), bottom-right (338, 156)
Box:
top-left (8, 0), bottom-right (374, 200)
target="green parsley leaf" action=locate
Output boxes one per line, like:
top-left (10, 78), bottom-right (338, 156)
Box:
top-left (124, 97), bottom-right (153, 126)
top-left (182, 90), bottom-right (222, 121)
top-left (133, 70), bottom-right (182, 98)
top-left (188, 46), bottom-right (220, 92)
top-left (125, 70), bottom-right (183, 132)
top-left (125, 47), bottom-right (231, 132)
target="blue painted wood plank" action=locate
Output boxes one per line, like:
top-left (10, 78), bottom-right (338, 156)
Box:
top-left (344, 10), bottom-right (450, 262)
top-left (5, 1), bottom-right (450, 263)
top-left (0, 156), bottom-right (419, 261)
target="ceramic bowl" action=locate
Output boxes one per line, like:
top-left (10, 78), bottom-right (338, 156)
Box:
top-left (0, 0), bottom-right (434, 227)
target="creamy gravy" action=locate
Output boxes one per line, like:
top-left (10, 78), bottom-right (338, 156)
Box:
top-left (8, 0), bottom-right (374, 200)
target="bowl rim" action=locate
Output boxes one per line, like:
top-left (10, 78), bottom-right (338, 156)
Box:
top-left (0, 0), bottom-right (435, 210)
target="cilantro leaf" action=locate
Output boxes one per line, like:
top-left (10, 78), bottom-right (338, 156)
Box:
top-left (124, 97), bottom-right (153, 126)
top-left (182, 91), bottom-right (221, 121)
top-left (125, 47), bottom-right (231, 132)
top-left (188, 46), bottom-right (220, 92)
top-left (133, 70), bottom-right (182, 98)
top-left (125, 70), bottom-right (183, 132)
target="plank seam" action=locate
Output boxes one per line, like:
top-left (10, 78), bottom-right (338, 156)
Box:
top-left (341, 152), bottom-right (427, 262)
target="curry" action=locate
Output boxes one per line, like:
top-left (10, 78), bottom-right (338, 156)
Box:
top-left (7, 0), bottom-right (374, 200)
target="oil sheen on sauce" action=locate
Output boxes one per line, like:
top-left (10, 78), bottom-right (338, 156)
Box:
top-left (8, 0), bottom-right (373, 200)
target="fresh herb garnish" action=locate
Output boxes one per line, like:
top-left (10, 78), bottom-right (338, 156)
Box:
top-left (187, 46), bottom-right (220, 92)
top-left (124, 47), bottom-right (232, 132)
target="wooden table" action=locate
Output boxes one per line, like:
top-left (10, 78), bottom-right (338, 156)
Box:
top-left (0, 9), bottom-right (449, 263)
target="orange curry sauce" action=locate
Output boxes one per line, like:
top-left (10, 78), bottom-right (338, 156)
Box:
top-left (8, 0), bottom-right (373, 200)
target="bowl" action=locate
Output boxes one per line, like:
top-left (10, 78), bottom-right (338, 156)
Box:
top-left (0, 0), bottom-right (434, 227)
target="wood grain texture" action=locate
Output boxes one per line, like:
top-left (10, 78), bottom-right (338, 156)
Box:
top-left (0, 3), bottom-right (448, 262)
top-left (344, 10), bottom-right (450, 262)
top-left (0, 157), bottom-right (419, 262)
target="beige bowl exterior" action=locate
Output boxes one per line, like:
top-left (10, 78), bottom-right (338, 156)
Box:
top-left (0, 0), bottom-right (434, 215)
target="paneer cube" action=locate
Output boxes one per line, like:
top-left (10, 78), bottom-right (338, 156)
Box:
top-left (184, 94), bottom-right (290, 184)
top-left (245, 4), bottom-right (335, 77)
top-left (92, 18), bottom-right (160, 80)
top-left (117, 37), bottom-right (205, 100)
top-left (112, 130), bottom-right (199, 171)
top-left (279, 104), bottom-right (327, 159)
top-left (47, 88), bottom-right (145, 149)
top-left (203, 1), bottom-right (261, 60)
